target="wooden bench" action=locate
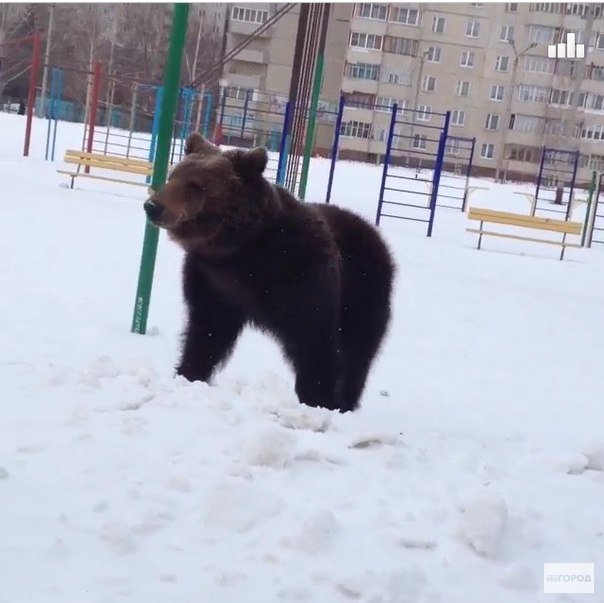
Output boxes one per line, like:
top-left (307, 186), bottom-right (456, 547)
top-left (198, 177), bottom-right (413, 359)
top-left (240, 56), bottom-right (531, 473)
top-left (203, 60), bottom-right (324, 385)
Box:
top-left (467, 206), bottom-right (583, 261)
top-left (58, 150), bottom-right (154, 190)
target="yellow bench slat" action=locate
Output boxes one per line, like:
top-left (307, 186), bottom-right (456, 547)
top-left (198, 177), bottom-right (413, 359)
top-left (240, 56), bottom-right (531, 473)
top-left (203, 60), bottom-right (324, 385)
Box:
top-left (64, 150), bottom-right (153, 169)
top-left (62, 157), bottom-right (153, 176)
top-left (466, 228), bottom-right (582, 248)
top-left (467, 207), bottom-right (582, 235)
top-left (56, 170), bottom-right (150, 187)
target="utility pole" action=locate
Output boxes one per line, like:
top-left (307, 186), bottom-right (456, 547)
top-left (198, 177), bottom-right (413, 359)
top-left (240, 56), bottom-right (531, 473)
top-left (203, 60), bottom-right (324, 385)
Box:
top-left (39, 2), bottom-right (55, 118)
top-left (566, 4), bottom-right (594, 149)
top-left (409, 49), bottom-right (429, 164)
top-left (495, 39), bottom-right (537, 182)
top-left (191, 5), bottom-right (203, 84)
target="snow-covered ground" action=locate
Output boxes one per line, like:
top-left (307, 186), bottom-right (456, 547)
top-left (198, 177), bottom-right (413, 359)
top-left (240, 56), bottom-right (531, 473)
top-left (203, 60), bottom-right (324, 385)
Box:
top-left (1, 112), bottom-right (603, 603)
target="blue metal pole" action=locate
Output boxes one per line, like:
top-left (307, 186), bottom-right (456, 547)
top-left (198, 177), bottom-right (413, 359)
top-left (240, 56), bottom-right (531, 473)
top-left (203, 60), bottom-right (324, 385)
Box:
top-left (461, 136), bottom-right (476, 213)
top-left (241, 88), bottom-right (252, 137)
top-left (202, 90), bottom-right (213, 138)
top-left (51, 69), bottom-right (63, 161)
top-left (45, 67), bottom-right (56, 161)
top-left (427, 110), bottom-right (451, 237)
top-left (566, 150), bottom-right (580, 221)
top-left (326, 95), bottom-right (345, 204)
top-left (276, 101), bottom-right (292, 186)
top-left (533, 146), bottom-right (547, 216)
top-left (375, 102), bottom-right (398, 226)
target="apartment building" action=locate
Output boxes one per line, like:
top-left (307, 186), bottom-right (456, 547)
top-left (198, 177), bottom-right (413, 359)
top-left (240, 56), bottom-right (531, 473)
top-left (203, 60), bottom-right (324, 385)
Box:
top-left (221, 3), bottom-right (351, 151)
top-left (222, 2), bottom-right (604, 181)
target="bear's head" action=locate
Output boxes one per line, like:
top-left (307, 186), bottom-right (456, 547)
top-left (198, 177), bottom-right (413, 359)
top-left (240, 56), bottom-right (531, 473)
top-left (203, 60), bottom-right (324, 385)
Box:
top-left (144, 133), bottom-right (281, 258)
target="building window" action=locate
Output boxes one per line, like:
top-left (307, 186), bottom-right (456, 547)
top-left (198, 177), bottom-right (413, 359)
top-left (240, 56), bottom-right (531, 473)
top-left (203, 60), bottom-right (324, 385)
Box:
top-left (417, 105), bottom-right (432, 122)
top-left (432, 16), bottom-right (446, 34)
top-left (340, 120), bottom-right (372, 138)
top-left (375, 96), bottom-right (402, 112)
top-left (485, 114), bottom-right (500, 130)
top-left (490, 85), bottom-right (505, 101)
top-left (413, 134), bottom-right (427, 149)
top-left (224, 86), bottom-right (253, 100)
top-left (426, 46), bottom-right (441, 63)
top-left (511, 114), bottom-right (544, 133)
top-left (587, 65), bottom-right (604, 81)
top-left (390, 7), bottom-right (420, 25)
top-left (422, 75), bottom-right (437, 92)
top-left (516, 84), bottom-right (549, 103)
top-left (460, 51), bottom-right (475, 68)
top-left (509, 146), bottom-right (535, 162)
top-left (506, 3), bottom-right (518, 12)
top-left (471, 2), bottom-right (484, 7)
top-left (500, 25), bottom-right (514, 42)
top-left (586, 93), bottom-right (604, 110)
top-left (544, 119), bottom-right (564, 136)
top-left (481, 143), bottom-right (495, 159)
top-left (345, 62), bottom-right (380, 80)
top-left (384, 70), bottom-right (413, 86)
top-left (231, 6), bottom-right (268, 24)
top-left (521, 55), bottom-right (554, 74)
top-left (349, 31), bottom-right (383, 50)
top-left (446, 138), bottom-right (462, 155)
top-left (355, 3), bottom-right (388, 20)
top-left (579, 124), bottom-right (604, 140)
top-left (528, 25), bottom-right (556, 44)
top-left (496, 56), bottom-right (510, 71)
top-left (550, 89), bottom-right (573, 106)
top-left (342, 91), bottom-right (376, 108)
top-left (457, 80), bottom-right (471, 96)
top-left (466, 20), bottom-right (481, 38)
top-left (384, 35), bottom-right (418, 56)
top-left (451, 110), bottom-right (465, 126)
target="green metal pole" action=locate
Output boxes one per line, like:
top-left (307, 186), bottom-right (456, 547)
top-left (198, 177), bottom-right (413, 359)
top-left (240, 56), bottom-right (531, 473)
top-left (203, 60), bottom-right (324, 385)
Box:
top-left (131, 3), bottom-right (190, 334)
top-left (582, 170), bottom-right (597, 248)
top-left (298, 54), bottom-right (325, 200)
top-left (298, 5), bottom-right (330, 201)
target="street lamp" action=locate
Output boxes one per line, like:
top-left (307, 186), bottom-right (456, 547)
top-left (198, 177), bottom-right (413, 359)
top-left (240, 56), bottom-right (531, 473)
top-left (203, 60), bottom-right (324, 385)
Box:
top-left (495, 39), bottom-right (537, 183)
top-left (409, 48), bottom-right (431, 163)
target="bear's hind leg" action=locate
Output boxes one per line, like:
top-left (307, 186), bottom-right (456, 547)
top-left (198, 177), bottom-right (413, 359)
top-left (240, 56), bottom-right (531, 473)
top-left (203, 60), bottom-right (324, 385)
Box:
top-left (283, 327), bottom-right (342, 412)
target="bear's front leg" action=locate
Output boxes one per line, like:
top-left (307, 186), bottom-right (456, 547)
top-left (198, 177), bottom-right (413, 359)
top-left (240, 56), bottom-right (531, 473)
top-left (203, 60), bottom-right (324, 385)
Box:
top-left (177, 257), bottom-right (245, 382)
top-left (176, 302), bottom-right (245, 382)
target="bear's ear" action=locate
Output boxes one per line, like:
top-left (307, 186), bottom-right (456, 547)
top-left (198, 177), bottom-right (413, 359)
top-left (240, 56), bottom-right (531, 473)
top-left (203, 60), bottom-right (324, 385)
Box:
top-left (185, 132), bottom-right (220, 157)
top-left (227, 147), bottom-right (268, 176)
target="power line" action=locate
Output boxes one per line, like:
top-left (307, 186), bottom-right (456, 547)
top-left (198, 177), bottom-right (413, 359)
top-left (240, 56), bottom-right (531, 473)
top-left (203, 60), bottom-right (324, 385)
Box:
top-left (189, 4), bottom-right (296, 90)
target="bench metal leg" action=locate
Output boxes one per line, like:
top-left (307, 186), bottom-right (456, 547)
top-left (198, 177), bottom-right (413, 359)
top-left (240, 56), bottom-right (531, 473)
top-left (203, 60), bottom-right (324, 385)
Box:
top-left (70, 176), bottom-right (74, 189)
top-left (477, 220), bottom-right (484, 250)
top-left (560, 233), bottom-right (567, 261)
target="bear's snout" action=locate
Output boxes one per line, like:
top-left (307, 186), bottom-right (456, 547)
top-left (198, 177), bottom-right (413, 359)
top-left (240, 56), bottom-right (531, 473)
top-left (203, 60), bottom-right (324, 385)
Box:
top-left (144, 200), bottom-right (163, 223)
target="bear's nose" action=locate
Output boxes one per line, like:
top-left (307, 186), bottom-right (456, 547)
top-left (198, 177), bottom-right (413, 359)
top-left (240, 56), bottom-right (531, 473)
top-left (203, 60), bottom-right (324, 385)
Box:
top-left (144, 200), bottom-right (162, 222)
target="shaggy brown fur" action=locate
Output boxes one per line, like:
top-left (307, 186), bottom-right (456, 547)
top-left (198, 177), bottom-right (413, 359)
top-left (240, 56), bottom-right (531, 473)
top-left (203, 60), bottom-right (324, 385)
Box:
top-left (144, 133), bottom-right (395, 412)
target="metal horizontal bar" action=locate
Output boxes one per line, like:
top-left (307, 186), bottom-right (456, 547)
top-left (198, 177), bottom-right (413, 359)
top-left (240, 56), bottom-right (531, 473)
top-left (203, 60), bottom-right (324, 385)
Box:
top-left (380, 213), bottom-right (430, 223)
top-left (383, 188), bottom-right (431, 196)
top-left (383, 200), bottom-right (429, 209)
top-left (386, 173), bottom-right (432, 184)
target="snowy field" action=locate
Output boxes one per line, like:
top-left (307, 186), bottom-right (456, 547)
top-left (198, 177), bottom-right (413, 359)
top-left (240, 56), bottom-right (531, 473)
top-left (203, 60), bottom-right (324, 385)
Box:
top-left (1, 112), bottom-right (603, 603)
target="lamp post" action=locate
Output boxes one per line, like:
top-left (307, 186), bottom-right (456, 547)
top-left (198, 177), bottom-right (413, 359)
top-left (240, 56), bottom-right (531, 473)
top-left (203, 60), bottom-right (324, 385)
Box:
top-left (495, 39), bottom-right (537, 183)
top-left (409, 48), bottom-right (430, 164)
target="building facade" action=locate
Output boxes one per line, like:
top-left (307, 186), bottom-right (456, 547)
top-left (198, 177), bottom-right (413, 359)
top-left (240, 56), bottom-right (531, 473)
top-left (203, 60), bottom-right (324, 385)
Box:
top-left (222, 2), bottom-right (604, 181)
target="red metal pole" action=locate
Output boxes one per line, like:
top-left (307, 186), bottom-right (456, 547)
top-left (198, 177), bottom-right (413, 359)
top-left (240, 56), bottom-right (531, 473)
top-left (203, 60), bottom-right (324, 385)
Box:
top-left (85, 60), bottom-right (103, 173)
top-left (23, 30), bottom-right (42, 157)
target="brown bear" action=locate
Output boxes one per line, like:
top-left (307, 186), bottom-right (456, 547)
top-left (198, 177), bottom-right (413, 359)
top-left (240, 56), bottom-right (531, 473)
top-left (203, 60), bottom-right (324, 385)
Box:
top-left (144, 133), bottom-right (395, 413)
